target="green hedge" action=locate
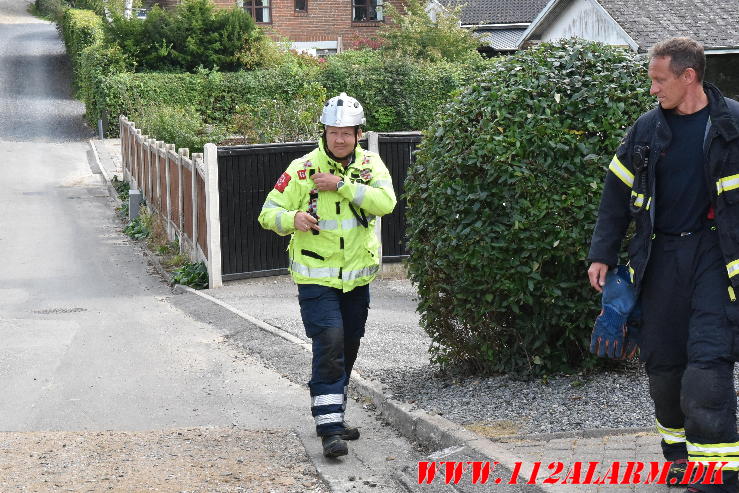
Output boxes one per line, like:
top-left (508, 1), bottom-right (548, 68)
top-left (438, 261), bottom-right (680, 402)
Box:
top-left (93, 52), bottom-right (493, 136)
top-left (318, 50), bottom-right (497, 131)
top-left (57, 5), bottom-right (496, 140)
top-left (403, 39), bottom-right (654, 376)
top-left (96, 65), bottom-right (325, 135)
top-left (59, 8), bottom-right (106, 91)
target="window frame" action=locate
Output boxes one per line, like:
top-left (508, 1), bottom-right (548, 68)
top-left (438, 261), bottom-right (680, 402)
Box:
top-left (351, 0), bottom-right (383, 23)
top-left (244, 0), bottom-right (272, 24)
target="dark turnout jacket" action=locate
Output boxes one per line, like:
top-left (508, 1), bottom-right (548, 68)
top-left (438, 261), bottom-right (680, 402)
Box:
top-left (588, 82), bottom-right (739, 294)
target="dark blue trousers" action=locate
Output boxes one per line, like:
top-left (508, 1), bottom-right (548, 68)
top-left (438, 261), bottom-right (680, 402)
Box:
top-left (640, 228), bottom-right (738, 492)
top-left (298, 283), bottom-right (369, 437)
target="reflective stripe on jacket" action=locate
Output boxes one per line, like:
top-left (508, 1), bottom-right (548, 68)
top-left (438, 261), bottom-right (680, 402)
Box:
top-left (258, 139), bottom-right (397, 292)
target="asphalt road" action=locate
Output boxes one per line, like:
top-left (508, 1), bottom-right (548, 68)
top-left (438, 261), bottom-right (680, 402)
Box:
top-left (0, 3), bottom-right (442, 491)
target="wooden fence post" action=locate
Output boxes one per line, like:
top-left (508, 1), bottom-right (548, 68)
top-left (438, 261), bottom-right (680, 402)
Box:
top-left (178, 148), bottom-right (189, 251)
top-left (192, 155), bottom-right (200, 263)
top-left (204, 143), bottom-right (222, 288)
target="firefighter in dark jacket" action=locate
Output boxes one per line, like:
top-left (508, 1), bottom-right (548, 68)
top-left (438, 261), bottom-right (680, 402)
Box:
top-left (588, 37), bottom-right (739, 493)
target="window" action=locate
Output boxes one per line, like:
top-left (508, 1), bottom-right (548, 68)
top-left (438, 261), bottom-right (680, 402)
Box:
top-left (295, 0), bottom-right (307, 12)
top-left (352, 0), bottom-right (383, 22)
top-left (244, 0), bottom-right (271, 23)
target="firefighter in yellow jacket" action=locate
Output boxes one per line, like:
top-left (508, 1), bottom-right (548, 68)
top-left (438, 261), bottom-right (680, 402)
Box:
top-left (259, 93), bottom-right (396, 458)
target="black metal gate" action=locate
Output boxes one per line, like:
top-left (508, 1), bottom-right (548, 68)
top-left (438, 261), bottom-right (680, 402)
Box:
top-left (377, 133), bottom-right (420, 261)
top-left (218, 133), bottom-right (421, 281)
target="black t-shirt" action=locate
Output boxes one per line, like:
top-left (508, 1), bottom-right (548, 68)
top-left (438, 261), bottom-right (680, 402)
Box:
top-left (655, 104), bottom-right (711, 234)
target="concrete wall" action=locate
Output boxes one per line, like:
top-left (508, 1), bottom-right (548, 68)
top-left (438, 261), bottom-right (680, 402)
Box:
top-left (537, 0), bottom-right (632, 47)
top-left (706, 54), bottom-right (739, 101)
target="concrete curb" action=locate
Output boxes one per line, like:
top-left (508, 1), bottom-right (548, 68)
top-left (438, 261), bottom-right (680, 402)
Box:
top-left (88, 139), bottom-right (122, 207)
top-left (174, 285), bottom-right (560, 493)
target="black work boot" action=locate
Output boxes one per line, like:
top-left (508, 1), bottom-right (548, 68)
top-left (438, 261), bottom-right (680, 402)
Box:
top-left (340, 424), bottom-right (360, 441)
top-left (322, 434), bottom-right (348, 458)
top-left (667, 459), bottom-right (688, 487)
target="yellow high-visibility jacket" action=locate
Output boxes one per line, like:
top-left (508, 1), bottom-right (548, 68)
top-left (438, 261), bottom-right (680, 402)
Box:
top-left (258, 140), bottom-right (396, 292)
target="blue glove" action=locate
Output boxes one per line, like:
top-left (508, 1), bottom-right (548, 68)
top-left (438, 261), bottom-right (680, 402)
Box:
top-left (590, 265), bottom-right (636, 359)
top-left (623, 303), bottom-right (641, 359)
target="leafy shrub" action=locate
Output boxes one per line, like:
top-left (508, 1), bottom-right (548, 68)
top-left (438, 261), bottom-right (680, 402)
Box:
top-left (319, 50), bottom-right (495, 131)
top-left (34, 0), bottom-right (69, 21)
top-left (231, 83), bottom-right (326, 144)
top-left (132, 104), bottom-right (224, 153)
top-left (77, 43), bottom-right (133, 126)
top-left (172, 261), bottom-right (209, 289)
top-left (404, 39), bottom-right (654, 376)
top-left (93, 47), bottom-right (493, 137)
top-left (59, 8), bottom-right (105, 88)
top-left (124, 208), bottom-right (151, 240)
top-left (105, 0), bottom-right (258, 72)
top-left (69, 0), bottom-right (104, 15)
top-left (378, 0), bottom-right (481, 63)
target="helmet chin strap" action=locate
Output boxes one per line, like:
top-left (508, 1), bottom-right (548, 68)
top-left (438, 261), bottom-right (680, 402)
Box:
top-left (322, 128), bottom-right (359, 164)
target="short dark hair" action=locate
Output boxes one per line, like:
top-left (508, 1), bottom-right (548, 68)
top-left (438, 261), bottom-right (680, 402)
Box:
top-left (649, 37), bottom-right (705, 82)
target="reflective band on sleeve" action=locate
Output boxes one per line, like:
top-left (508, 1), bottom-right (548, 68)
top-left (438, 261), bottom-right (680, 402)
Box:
top-left (628, 266), bottom-right (635, 284)
top-left (343, 265), bottom-right (379, 281)
top-left (656, 419), bottom-right (686, 444)
top-left (314, 413), bottom-right (344, 426)
top-left (609, 155), bottom-right (634, 187)
top-left (716, 174), bottom-right (739, 195)
top-left (646, 197), bottom-right (652, 210)
top-left (276, 210), bottom-right (288, 234)
top-left (263, 199), bottom-right (283, 209)
top-left (312, 394), bottom-right (344, 407)
top-left (372, 179), bottom-right (393, 188)
top-left (730, 286), bottom-right (737, 302)
top-left (631, 191), bottom-right (645, 208)
top-left (352, 183), bottom-right (367, 206)
top-left (727, 260), bottom-right (739, 278)
top-left (290, 261), bottom-right (341, 279)
top-left (318, 219), bottom-right (338, 231)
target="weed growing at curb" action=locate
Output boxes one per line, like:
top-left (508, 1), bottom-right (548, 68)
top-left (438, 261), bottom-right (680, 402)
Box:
top-left (112, 176), bottom-right (131, 217)
top-left (123, 208), bottom-right (151, 240)
top-left (172, 261), bottom-right (208, 290)
top-left (112, 177), bottom-right (208, 288)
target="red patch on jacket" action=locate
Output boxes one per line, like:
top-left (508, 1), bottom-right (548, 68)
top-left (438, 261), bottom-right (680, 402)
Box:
top-left (274, 172), bottom-right (291, 192)
top-left (297, 169), bottom-right (307, 180)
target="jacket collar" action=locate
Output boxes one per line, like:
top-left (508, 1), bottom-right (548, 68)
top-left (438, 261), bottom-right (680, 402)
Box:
top-left (704, 82), bottom-right (739, 142)
top-left (318, 138), bottom-right (363, 170)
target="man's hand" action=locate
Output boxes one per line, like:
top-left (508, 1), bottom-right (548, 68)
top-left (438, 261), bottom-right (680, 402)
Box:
top-left (294, 211), bottom-right (320, 232)
top-left (588, 262), bottom-right (609, 293)
top-left (312, 172), bottom-right (341, 192)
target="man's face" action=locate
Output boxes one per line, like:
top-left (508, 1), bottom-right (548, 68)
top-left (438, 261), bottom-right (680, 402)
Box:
top-left (648, 56), bottom-right (688, 110)
top-left (325, 125), bottom-right (358, 159)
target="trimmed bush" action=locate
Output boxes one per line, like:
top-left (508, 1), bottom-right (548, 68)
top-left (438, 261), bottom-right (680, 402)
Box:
top-left (231, 82), bottom-right (326, 144)
top-left (59, 8), bottom-right (106, 88)
top-left (77, 43), bottom-right (133, 126)
top-left (105, 0), bottom-right (259, 72)
top-left (403, 39), bottom-right (654, 376)
top-left (34, 0), bottom-right (69, 22)
top-left (132, 104), bottom-right (225, 153)
top-left (318, 50), bottom-right (496, 131)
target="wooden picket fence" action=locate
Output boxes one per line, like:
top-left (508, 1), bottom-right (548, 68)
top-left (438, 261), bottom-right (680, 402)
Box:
top-left (119, 116), bottom-right (222, 286)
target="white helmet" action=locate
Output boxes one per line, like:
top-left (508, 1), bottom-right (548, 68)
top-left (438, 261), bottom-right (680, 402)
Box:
top-left (320, 92), bottom-right (366, 127)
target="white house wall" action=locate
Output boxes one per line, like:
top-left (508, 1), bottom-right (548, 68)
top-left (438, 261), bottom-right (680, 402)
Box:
top-left (538, 0), bottom-right (632, 47)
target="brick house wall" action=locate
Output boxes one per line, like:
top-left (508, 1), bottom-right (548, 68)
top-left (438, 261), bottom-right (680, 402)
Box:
top-left (161, 0), bottom-right (391, 49)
